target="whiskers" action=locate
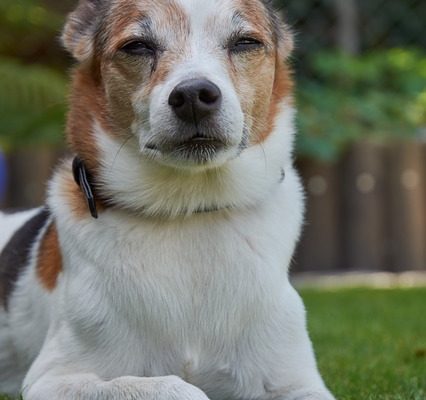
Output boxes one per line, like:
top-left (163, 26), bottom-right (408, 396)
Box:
top-left (110, 133), bottom-right (135, 171)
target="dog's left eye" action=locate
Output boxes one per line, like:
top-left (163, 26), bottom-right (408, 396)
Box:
top-left (120, 40), bottom-right (156, 56)
top-left (230, 37), bottom-right (264, 53)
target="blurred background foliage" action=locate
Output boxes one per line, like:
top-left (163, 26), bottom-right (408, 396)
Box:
top-left (298, 49), bottom-right (426, 159)
top-left (0, 57), bottom-right (66, 148)
top-left (0, 0), bottom-right (425, 160)
top-left (0, 0), bottom-right (69, 150)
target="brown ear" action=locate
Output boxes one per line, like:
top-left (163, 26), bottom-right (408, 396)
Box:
top-left (62, 0), bottom-right (104, 62)
top-left (261, 0), bottom-right (294, 58)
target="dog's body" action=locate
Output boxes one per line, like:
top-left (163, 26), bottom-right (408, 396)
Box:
top-left (0, 1), bottom-right (335, 399)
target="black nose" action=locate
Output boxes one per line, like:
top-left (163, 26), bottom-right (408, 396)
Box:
top-left (168, 79), bottom-right (222, 123)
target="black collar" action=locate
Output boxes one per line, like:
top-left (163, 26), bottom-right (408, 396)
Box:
top-left (72, 156), bottom-right (285, 220)
top-left (72, 157), bottom-right (98, 219)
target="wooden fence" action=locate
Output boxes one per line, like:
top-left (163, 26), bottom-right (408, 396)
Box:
top-left (1, 147), bottom-right (66, 210)
top-left (1, 140), bottom-right (425, 272)
top-left (295, 140), bottom-right (425, 272)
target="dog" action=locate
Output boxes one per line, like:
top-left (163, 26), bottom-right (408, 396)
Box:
top-left (0, 1), bottom-right (335, 399)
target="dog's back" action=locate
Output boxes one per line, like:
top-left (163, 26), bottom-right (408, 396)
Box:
top-left (0, 210), bottom-right (41, 251)
top-left (0, 209), bottom-right (48, 306)
top-left (0, 209), bottom-right (51, 395)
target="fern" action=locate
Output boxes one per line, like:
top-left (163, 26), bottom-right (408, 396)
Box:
top-left (0, 57), bottom-right (67, 149)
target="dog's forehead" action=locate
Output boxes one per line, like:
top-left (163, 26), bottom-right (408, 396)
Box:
top-left (108, 0), bottom-right (272, 38)
top-left (175, 0), bottom-right (267, 25)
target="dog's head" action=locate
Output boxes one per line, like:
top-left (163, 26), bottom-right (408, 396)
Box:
top-left (61, 0), bottom-right (295, 216)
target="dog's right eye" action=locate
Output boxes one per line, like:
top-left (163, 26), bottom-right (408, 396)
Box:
top-left (120, 40), bottom-right (156, 57)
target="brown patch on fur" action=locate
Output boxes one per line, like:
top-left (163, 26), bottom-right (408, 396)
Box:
top-left (227, 48), bottom-right (292, 145)
top-left (105, 0), bottom-right (189, 54)
top-left (67, 64), bottom-right (109, 173)
top-left (105, 0), bottom-right (190, 90)
top-left (66, 65), bottom-right (117, 216)
top-left (37, 222), bottom-right (62, 291)
top-left (254, 58), bottom-right (293, 144)
top-left (105, 0), bottom-right (147, 53)
top-left (64, 1), bottom-right (142, 154)
top-left (226, 0), bottom-right (294, 144)
top-left (236, 0), bottom-right (275, 46)
top-left (65, 0), bottom-right (191, 151)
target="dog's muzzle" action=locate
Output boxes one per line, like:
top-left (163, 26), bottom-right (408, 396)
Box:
top-left (144, 78), bottom-right (231, 164)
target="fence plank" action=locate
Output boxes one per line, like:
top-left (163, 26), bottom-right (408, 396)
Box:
top-left (5, 147), bottom-right (61, 210)
top-left (386, 141), bottom-right (425, 271)
top-left (295, 160), bottom-right (341, 272)
top-left (341, 142), bottom-right (387, 271)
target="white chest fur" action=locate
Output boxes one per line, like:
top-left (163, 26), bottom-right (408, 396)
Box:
top-left (49, 168), bottom-right (305, 399)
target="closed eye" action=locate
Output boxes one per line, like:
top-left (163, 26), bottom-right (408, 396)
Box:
top-left (120, 40), bottom-right (156, 57)
top-left (229, 37), bottom-right (264, 53)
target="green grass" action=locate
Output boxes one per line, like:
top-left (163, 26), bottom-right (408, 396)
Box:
top-left (1, 288), bottom-right (425, 400)
top-left (301, 288), bottom-right (426, 400)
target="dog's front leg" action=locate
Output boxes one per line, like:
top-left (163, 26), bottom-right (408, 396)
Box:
top-left (268, 387), bottom-right (335, 400)
top-left (23, 373), bottom-right (210, 400)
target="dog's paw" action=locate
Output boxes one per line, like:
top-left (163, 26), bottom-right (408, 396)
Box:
top-left (287, 390), bottom-right (335, 400)
top-left (270, 387), bottom-right (335, 400)
top-left (160, 376), bottom-right (210, 400)
top-left (108, 375), bottom-right (210, 400)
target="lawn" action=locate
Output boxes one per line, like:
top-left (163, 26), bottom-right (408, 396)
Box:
top-left (1, 288), bottom-right (425, 400)
top-left (302, 288), bottom-right (426, 400)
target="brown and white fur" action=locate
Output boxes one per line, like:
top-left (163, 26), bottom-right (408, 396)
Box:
top-left (0, 1), bottom-right (335, 399)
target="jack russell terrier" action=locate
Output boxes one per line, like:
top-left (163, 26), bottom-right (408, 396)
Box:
top-left (0, 0), bottom-right (335, 399)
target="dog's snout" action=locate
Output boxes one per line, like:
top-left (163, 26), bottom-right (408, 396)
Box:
top-left (168, 79), bottom-right (222, 123)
